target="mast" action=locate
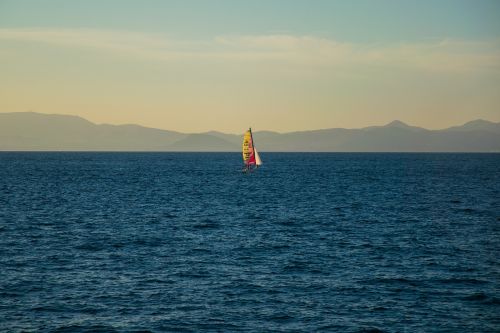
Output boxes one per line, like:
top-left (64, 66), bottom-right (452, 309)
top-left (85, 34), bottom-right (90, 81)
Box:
top-left (249, 127), bottom-right (254, 150)
top-left (248, 127), bottom-right (253, 168)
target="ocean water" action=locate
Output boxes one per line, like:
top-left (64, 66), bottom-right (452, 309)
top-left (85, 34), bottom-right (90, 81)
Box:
top-left (0, 152), bottom-right (499, 332)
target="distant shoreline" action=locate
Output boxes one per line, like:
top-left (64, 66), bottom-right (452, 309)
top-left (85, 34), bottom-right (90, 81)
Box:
top-left (1, 112), bottom-right (499, 152)
top-left (1, 151), bottom-right (499, 154)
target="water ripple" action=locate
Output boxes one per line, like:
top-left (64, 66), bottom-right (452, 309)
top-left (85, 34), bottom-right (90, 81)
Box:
top-left (0, 152), bottom-right (499, 332)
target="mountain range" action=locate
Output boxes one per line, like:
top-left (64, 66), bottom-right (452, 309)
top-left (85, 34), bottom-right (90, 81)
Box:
top-left (1, 112), bottom-right (499, 152)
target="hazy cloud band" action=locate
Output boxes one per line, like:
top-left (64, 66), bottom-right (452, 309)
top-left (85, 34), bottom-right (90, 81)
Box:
top-left (1, 28), bottom-right (499, 72)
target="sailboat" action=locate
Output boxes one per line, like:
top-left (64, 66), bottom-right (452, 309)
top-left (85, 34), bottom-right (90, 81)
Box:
top-left (242, 128), bottom-right (262, 172)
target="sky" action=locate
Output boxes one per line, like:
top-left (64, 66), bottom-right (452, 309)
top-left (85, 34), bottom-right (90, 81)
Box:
top-left (1, 0), bottom-right (499, 133)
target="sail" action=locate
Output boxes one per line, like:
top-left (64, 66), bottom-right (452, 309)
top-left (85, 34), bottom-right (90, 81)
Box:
top-left (254, 148), bottom-right (262, 166)
top-left (242, 129), bottom-right (256, 165)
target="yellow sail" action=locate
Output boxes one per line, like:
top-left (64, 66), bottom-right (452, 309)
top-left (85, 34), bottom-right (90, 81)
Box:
top-left (242, 129), bottom-right (254, 164)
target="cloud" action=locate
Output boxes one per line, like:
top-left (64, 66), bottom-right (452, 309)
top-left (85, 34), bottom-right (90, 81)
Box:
top-left (1, 28), bottom-right (499, 73)
top-left (0, 28), bottom-right (196, 60)
top-left (215, 34), bottom-right (500, 72)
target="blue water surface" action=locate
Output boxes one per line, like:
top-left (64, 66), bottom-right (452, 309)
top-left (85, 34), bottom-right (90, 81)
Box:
top-left (0, 153), bottom-right (499, 332)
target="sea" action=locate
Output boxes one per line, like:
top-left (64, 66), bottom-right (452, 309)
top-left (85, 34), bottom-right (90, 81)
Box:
top-left (0, 152), bottom-right (499, 332)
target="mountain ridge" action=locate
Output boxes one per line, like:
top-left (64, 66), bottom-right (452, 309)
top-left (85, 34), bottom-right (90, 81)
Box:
top-left (1, 112), bottom-right (499, 152)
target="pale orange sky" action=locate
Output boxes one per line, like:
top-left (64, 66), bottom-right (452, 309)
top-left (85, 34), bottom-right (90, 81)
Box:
top-left (1, 1), bottom-right (499, 133)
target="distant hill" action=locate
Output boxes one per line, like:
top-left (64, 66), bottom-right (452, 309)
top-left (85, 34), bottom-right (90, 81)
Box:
top-left (1, 112), bottom-right (499, 152)
top-left (169, 134), bottom-right (238, 151)
top-left (0, 112), bottom-right (186, 151)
